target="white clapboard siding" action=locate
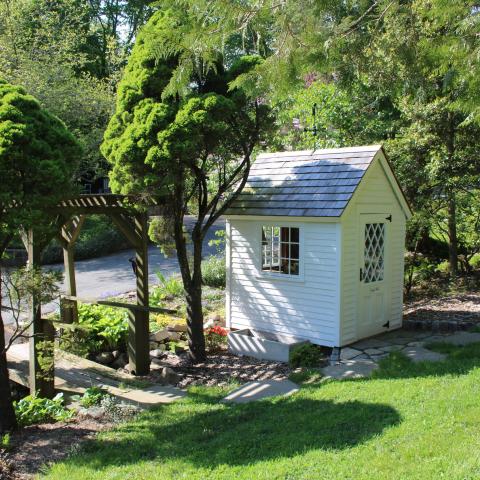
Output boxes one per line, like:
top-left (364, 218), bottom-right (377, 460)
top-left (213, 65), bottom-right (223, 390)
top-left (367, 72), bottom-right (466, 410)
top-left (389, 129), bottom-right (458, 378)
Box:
top-left (339, 157), bottom-right (407, 345)
top-left (227, 219), bottom-right (341, 346)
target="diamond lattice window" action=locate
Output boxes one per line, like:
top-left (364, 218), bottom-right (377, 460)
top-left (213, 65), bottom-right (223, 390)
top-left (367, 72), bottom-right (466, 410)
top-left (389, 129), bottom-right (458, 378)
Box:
top-left (363, 223), bottom-right (385, 283)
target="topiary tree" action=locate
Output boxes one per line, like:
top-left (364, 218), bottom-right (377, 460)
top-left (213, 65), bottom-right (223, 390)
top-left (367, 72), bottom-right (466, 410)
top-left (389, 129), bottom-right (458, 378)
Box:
top-left (0, 79), bottom-right (80, 432)
top-left (101, 8), bottom-right (273, 363)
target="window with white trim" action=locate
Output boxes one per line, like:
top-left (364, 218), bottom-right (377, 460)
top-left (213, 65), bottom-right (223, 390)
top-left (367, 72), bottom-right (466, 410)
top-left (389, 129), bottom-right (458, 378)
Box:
top-left (261, 226), bottom-right (300, 275)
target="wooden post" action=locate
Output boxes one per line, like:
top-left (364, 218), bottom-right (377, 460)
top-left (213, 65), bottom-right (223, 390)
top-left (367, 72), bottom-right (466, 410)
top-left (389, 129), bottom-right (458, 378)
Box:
top-left (26, 229), bottom-right (55, 398)
top-left (128, 212), bottom-right (150, 375)
top-left (59, 216), bottom-right (84, 324)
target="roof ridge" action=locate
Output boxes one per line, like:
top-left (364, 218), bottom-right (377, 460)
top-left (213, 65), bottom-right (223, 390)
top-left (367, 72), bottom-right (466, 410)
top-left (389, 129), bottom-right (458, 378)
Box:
top-left (256, 145), bottom-right (382, 159)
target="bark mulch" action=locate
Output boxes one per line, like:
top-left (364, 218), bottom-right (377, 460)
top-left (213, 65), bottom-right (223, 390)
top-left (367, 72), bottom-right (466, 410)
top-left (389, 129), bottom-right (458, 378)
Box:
top-left (6, 418), bottom-right (111, 479)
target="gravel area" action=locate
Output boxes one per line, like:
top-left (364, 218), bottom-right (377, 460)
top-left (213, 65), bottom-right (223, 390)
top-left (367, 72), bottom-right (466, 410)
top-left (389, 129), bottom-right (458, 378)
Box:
top-left (149, 350), bottom-right (293, 388)
top-left (403, 293), bottom-right (480, 330)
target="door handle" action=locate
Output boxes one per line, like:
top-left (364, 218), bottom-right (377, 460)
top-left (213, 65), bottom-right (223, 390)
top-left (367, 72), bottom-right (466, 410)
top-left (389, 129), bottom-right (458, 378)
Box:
top-left (359, 268), bottom-right (363, 281)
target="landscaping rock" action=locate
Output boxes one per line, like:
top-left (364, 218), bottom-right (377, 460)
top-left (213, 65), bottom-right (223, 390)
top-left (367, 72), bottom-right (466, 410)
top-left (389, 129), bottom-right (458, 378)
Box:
top-left (151, 329), bottom-right (170, 342)
top-left (77, 406), bottom-right (105, 420)
top-left (167, 323), bottom-right (187, 332)
top-left (204, 314), bottom-right (225, 329)
top-left (95, 352), bottom-right (114, 365)
top-left (169, 331), bottom-right (182, 341)
top-left (112, 352), bottom-right (129, 369)
top-left (150, 348), bottom-right (166, 359)
top-left (112, 350), bottom-right (121, 360)
top-left (160, 366), bottom-right (182, 385)
top-left (174, 343), bottom-right (187, 354)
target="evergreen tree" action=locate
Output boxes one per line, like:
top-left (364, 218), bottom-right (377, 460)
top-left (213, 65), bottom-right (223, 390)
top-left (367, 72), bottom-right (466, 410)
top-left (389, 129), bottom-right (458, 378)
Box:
top-left (0, 79), bottom-right (80, 432)
top-left (102, 8), bottom-right (273, 362)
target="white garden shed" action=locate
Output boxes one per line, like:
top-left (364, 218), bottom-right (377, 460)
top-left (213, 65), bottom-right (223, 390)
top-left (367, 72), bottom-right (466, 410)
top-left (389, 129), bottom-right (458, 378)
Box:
top-left (224, 145), bottom-right (412, 353)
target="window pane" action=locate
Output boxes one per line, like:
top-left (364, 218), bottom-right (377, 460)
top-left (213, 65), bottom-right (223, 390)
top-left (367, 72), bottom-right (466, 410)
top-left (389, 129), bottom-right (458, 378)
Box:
top-left (262, 225), bottom-right (300, 276)
top-left (290, 228), bottom-right (299, 243)
top-left (290, 260), bottom-right (299, 275)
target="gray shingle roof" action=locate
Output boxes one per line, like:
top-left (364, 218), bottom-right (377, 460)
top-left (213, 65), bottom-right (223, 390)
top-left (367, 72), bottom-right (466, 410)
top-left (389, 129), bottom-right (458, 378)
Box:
top-left (225, 145), bottom-right (382, 217)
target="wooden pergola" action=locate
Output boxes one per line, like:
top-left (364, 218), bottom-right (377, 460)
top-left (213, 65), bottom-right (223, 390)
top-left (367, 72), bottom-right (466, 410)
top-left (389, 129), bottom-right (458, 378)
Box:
top-left (23, 194), bottom-right (168, 397)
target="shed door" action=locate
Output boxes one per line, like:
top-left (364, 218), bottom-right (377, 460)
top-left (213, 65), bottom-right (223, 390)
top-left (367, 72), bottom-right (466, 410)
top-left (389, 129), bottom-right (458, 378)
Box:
top-left (358, 214), bottom-right (389, 337)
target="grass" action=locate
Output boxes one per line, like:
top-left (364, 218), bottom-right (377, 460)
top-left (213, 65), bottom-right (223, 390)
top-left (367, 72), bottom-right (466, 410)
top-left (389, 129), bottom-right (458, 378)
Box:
top-left (43, 344), bottom-right (480, 480)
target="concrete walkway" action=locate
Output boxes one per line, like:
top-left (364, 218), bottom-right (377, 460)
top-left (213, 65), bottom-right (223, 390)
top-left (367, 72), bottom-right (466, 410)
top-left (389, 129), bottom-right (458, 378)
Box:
top-left (223, 379), bottom-right (299, 403)
top-left (8, 343), bottom-right (186, 407)
top-left (321, 329), bottom-right (480, 380)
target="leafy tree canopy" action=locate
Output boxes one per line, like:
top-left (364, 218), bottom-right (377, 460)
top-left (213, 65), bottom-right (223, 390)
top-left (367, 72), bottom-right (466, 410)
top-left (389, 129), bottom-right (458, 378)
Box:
top-left (0, 79), bottom-right (81, 247)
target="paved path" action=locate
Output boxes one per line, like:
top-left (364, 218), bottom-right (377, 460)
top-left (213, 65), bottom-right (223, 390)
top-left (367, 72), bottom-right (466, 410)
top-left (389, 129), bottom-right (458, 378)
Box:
top-left (321, 329), bottom-right (480, 380)
top-left (3, 217), bottom-right (225, 323)
top-left (223, 379), bottom-right (300, 403)
top-left (8, 343), bottom-right (186, 407)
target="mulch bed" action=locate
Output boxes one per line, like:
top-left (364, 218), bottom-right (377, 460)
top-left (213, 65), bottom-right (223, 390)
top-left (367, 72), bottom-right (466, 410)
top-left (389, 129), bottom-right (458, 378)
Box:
top-left (149, 350), bottom-right (293, 388)
top-left (6, 418), bottom-right (112, 479)
top-left (403, 293), bottom-right (480, 331)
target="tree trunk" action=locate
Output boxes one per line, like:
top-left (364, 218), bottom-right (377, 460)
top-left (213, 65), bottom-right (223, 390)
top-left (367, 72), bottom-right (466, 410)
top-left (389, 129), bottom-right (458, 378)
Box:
top-left (171, 203), bottom-right (207, 363)
top-left (0, 267), bottom-right (18, 432)
top-left (447, 192), bottom-right (458, 277)
top-left (185, 280), bottom-right (206, 363)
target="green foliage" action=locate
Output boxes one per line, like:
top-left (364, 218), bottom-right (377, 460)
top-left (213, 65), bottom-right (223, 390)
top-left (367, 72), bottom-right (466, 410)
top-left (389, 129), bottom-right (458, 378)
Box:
top-left (0, 433), bottom-right (10, 450)
top-left (0, 79), bottom-right (81, 243)
top-left (151, 273), bottom-right (184, 303)
top-left (208, 230), bottom-right (226, 255)
top-left (42, 215), bottom-right (130, 264)
top-left (60, 303), bottom-right (129, 356)
top-left (204, 326), bottom-right (228, 352)
top-left (289, 343), bottom-right (324, 368)
top-left (201, 255), bottom-right (226, 289)
top-left (73, 387), bottom-right (109, 408)
top-left (14, 393), bottom-right (74, 427)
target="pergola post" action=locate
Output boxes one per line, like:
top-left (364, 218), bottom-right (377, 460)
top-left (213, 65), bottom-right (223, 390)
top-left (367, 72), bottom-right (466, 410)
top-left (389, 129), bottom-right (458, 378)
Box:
top-left (25, 229), bottom-right (55, 398)
top-left (128, 212), bottom-right (150, 375)
top-left (59, 216), bottom-right (84, 324)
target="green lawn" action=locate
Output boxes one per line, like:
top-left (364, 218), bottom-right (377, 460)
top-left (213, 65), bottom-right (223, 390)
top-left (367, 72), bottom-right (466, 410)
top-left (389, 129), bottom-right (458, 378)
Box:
top-left (44, 344), bottom-right (480, 480)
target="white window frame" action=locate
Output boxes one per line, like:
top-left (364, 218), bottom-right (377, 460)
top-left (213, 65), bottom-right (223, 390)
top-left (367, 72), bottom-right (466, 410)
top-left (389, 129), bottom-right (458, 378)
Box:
top-left (258, 222), bottom-right (304, 282)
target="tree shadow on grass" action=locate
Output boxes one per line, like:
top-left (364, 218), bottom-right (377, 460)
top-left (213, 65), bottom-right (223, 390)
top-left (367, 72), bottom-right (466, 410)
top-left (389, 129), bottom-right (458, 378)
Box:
top-left (69, 396), bottom-right (400, 471)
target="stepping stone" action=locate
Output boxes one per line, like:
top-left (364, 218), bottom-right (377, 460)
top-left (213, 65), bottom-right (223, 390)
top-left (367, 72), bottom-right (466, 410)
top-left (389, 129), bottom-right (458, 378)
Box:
top-left (340, 347), bottom-right (362, 360)
top-left (382, 345), bottom-right (402, 352)
top-left (401, 346), bottom-right (446, 363)
top-left (351, 339), bottom-right (388, 349)
top-left (442, 332), bottom-right (480, 346)
top-left (321, 360), bottom-right (378, 380)
top-left (364, 348), bottom-right (384, 355)
top-left (223, 380), bottom-right (299, 404)
top-left (406, 341), bottom-right (425, 347)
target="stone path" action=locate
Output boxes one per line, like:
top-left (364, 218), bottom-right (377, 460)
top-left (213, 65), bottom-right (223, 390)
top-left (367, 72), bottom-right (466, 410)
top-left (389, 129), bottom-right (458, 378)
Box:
top-left (321, 329), bottom-right (480, 380)
top-left (223, 379), bottom-right (299, 403)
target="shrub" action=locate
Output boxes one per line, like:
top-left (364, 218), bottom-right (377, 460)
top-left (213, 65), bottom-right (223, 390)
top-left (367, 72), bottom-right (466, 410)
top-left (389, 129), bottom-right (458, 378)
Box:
top-left (60, 303), bottom-right (129, 356)
top-left (74, 386), bottom-right (109, 408)
top-left (151, 273), bottom-right (184, 304)
top-left (205, 325), bottom-right (228, 351)
top-left (201, 255), bottom-right (226, 289)
top-left (14, 393), bottom-right (74, 426)
top-left (289, 343), bottom-right (324, 368)
top-left (152, 313), bottom-right (185, 330)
